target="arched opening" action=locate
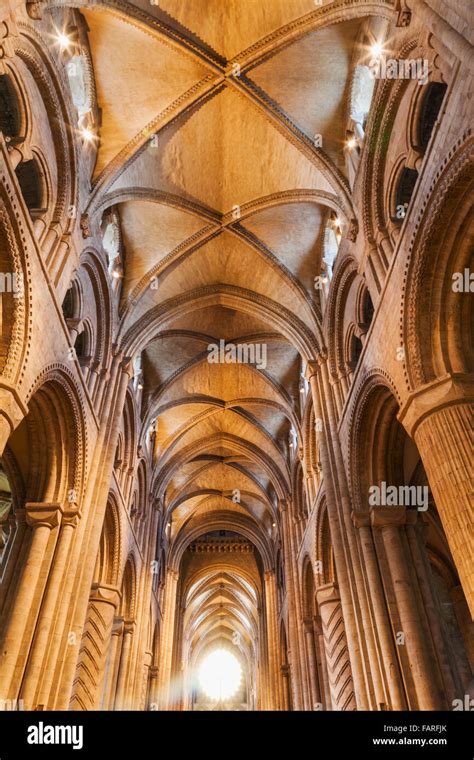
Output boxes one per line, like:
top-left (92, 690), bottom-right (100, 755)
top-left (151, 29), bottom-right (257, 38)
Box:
top-left (173, 530), bottom-right (262, 711)
top-left (348, 333), bottom-right (363, 371)
top-left (15, 159), bottom-right (45, 216)
top-left (360, 288), bottom-right (374, 333)
top-left (0, 75), bottom-right (21, 139)
top-left (61, 286), bottom-right (74, 320)
top-left (74, 328), bottom-right (88, 359)
top-left (354, 381), bottom-right (473, 709)
top-left (419, 82), bottom-right (447, 150)
top-left (393, 166), bottom-right (419, 222)
top-left (0, 376), bottom-right (83, 704)
top-left (0, 461), bottom-right (14, 566)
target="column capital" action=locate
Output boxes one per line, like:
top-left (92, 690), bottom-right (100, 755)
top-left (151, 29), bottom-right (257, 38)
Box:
top-left (123, 620), bottom-right (136, 635)
top-left (305, 360), bottom-right (318, 380)
top-left (90, 583), bottom-right (121, 608)
top-left (315, 582), bottom-right (339, 607)
top-left (62, 510), bottom-right (81, 528)
top-left (25, 502), bottom-right (63, 529)
top-left (370, 506), bottom-right (406, 529)
top-left (351, 510), bottom-right (371, 529)
top-left (120, 355), bottom-right (134, 376)
top-left (398, 373), bottom-right (474, 437)
top-left (305, 354), bottom-right (327, 380)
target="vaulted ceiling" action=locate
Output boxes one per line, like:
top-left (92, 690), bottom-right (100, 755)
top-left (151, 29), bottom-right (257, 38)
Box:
top-left (73, 0), bottom-right (380, 583)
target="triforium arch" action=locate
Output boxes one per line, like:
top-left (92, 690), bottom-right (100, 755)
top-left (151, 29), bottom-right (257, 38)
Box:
top-left (0, 367), bottom-right (87, 704)
top-left (349, 373), bottom-right (472, 710)
top-left (0, 0), bottom-right (471, 716)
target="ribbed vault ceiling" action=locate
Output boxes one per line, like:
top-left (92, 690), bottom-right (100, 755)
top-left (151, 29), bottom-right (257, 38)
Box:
top-left (71, 0), bottom-right (380, 645)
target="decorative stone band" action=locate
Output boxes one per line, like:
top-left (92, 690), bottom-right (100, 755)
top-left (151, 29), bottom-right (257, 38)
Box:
top-left (188, 542), bottom-right (253, 553)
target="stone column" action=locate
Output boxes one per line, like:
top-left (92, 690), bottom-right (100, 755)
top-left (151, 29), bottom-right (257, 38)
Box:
top-left (353, 513), bottom-right (407, 710)
top-left (264, 569), bottom-right (282, 709)
top-left (316, 583), bottom-right (356, 711)
top-left (306, 361), bottom-right (369, 709)
top-left (69, 584), bottom-right (121, 710)
top-left (148, 665), bottom-right (159, 710)
top-left (0, 502), bottom-right (61, 699)
top-left (139, 650), bottom-right (153, 711)
top-left (281, 503), bottom-right (308, 710)
top-left (372, 507), bottom-right (444, 709)
top-left (399, 376), bottom-right (474, 616)
top-left (156, 569), bottom-right (179, 709)
top-left (20, 512), bottom-right (80, 709)
top-left (281, 664), bottom-right (290, 710)
top-left (114, 620), bottom-right (135, 710)
top-left (314, 616), bottom-right (331, 709)
top-left (257, 607), bottom-right (269, 710)
top-left (101, 618), bottom-right (123, 710)
top-left (303, 617), bottom-right (321, 709)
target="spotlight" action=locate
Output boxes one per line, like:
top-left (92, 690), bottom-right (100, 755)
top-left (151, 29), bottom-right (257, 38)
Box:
top-left (112, 270), bottom-right (121, 279)
top-left (371, 42), bottom-right (383, 59)
top-left (56, 32), bottom-right (72, 51)
top-left (272, 522), bottom-right (276, 528)
top-left (300, 386), bottom-right (305, 393)
top-left (81, 126), bottom-right (95, 143)
top-left (346, 137), bottom-right (357, 150)
top-left (137, 383), bottom-right (144, 390)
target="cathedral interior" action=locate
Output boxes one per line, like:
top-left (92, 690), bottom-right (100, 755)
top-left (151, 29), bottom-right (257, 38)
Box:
top-left (0, 0), bottom-right (472, 714)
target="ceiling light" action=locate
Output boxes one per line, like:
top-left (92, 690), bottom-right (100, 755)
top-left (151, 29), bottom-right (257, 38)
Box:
top-left (112, 270), bottom-right (121, 279)
top-left (81, 126), bottom-right (95, 142)
top-left (346, 137), bottom-right (357, 150)
top-left (272, 522), bottom-right (276, 527)
top-left (56, 32), bottom-right (72, 51)
top-left (137, 383), bottom-right (144, 390)
top-left (371, 42), bottom-right (383, 59)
